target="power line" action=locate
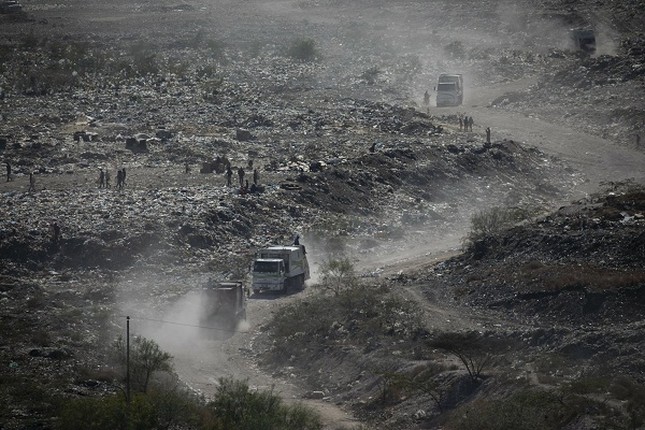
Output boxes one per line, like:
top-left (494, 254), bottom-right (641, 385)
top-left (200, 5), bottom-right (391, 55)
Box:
top-left (119, 315), bottom-right (247, 333)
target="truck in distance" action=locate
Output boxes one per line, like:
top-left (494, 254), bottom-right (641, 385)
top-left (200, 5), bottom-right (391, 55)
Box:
top-left (435, 73), bottom-right (464, 107)
top-left (570, 28), bottom-right (596, 54)
top-left (251, 244), bottom-right (310, 294)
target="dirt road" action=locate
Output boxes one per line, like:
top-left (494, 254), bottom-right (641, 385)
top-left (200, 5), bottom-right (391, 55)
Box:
top-left (435, 79), bottom-right (645, 196)
top-left (144, 290), bottom-right (360, 429)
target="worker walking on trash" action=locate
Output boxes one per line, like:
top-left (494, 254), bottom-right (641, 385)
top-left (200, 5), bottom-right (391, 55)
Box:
top-left (238, 167), bottom-right (245, 187)
top-left (51, 222), bottom-right (60, 247)
top-left (28, 172), bottom-right (36, 192)
top-left (226, 165), bottom-right (233, 187)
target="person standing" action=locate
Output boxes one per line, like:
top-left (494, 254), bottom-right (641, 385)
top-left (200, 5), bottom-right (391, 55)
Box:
top-left (238, 167), bottom-right (245, 187)
top-left (226, 165), bottom-right (233, 187)
top-left (5, 161), bottom-right (11, 182)
top-left (468, 116), bottom-right (474, 132)
top-left (28, 172), bottom-right (35, 192)
top-left (253, 168), bottom-right (259, 185)
top-left (51, 222), bottom-right (60, 246)
top-left (486, 127), bottom-right (491, 144)
top-left (98, 169), bottom-right (105, 188)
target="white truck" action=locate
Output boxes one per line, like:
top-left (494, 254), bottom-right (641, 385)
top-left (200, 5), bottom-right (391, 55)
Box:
top-left (251, 244), bottom-right (310, 294)
top-left (435, 73), bottom-right (464, 107)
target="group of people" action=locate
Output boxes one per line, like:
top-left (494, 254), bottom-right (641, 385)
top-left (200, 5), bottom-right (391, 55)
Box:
top-left (98, 168), bottom-right (126, 189)
top-left (5, 161), bottom-right (37, 192)
top-left (226, 163), bottom-right (260, 192)
top-left (459, 115), bottom-right (474, 132)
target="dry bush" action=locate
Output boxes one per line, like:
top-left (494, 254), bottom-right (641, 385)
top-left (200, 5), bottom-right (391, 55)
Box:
top-left (445, 388), bottom-right (591, 430)
top-left (318, 256), bottom-right (357, 296)
top-left (464, 206), bottom-right (536, 248)
top-left (286, 38), bottom-right (319, 62)
top-left (207, 377), bottom-right (322, 430)
top-left (268, 283), bottom-right (424, 362)
top-left (428, 331), bottom-right (495, 383)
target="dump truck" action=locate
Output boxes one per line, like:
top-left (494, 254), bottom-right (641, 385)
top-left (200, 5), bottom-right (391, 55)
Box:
top-left (251, 244), bottom-right (310, 294)
top-left (570, 28), bottom-right (596, 54)
top-left (200, 280), bottom-right (246, 330)
top-left (435, 73), bottom-right (464, 107)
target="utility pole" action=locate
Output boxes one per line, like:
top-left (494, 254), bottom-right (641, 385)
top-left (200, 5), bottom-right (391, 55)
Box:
top-left (126, 316), bottom-right (130, 404)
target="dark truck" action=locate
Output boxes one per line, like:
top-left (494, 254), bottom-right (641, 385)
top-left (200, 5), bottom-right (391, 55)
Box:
top-left (570, 28), bottom-right (596, 54)
top-left (200, 281), bottom-right (247, 331)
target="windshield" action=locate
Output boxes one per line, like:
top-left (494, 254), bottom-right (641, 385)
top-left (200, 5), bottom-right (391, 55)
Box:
top-left (437, 83), bottom-right (456, 92)
top-left (254, 261), bottom-right (281, 273)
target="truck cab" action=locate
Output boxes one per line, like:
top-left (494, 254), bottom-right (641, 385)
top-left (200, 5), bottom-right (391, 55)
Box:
top-left (251, 245), bottom-right (310, 294)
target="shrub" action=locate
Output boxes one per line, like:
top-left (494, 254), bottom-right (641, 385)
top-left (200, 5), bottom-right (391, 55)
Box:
top-left (360, 66), bottom-right (381, 85)
top-left (445, 388), bottom-right (580, 430)
top-left (464, 206), bottom-right (535, 247)
top-left (57, 387), bottom-right (200, 430)
top-left (207, 377), bottom-right (322, 430)
top-left (428, 331), bottom-right (495, 382)
top-left (286, 38), bottom-right (319, 62)
top-left (111, 335), bottom-right (173, 394)
top-left (269, 283), bottom-right (424, 362)
top-left (318, 256), bottom-right (357, 296)
top-left (57, 394), bottom-right (127, 430)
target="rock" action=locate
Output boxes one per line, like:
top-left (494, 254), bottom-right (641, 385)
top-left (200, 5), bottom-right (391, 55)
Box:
top-left (235, 129), bottom-right (253, 141)
top-left (307, 390), bottom-right (326, 399)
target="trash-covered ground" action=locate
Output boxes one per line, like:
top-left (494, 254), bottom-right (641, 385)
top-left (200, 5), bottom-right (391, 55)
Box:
top-left (1, 0), bottom-right (644, 428)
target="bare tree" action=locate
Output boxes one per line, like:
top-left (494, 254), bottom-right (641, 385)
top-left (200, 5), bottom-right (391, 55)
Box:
top-left (429, 331), bottom-right (494, 383)
top-left (319, 256), bottom-right (357, 296)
